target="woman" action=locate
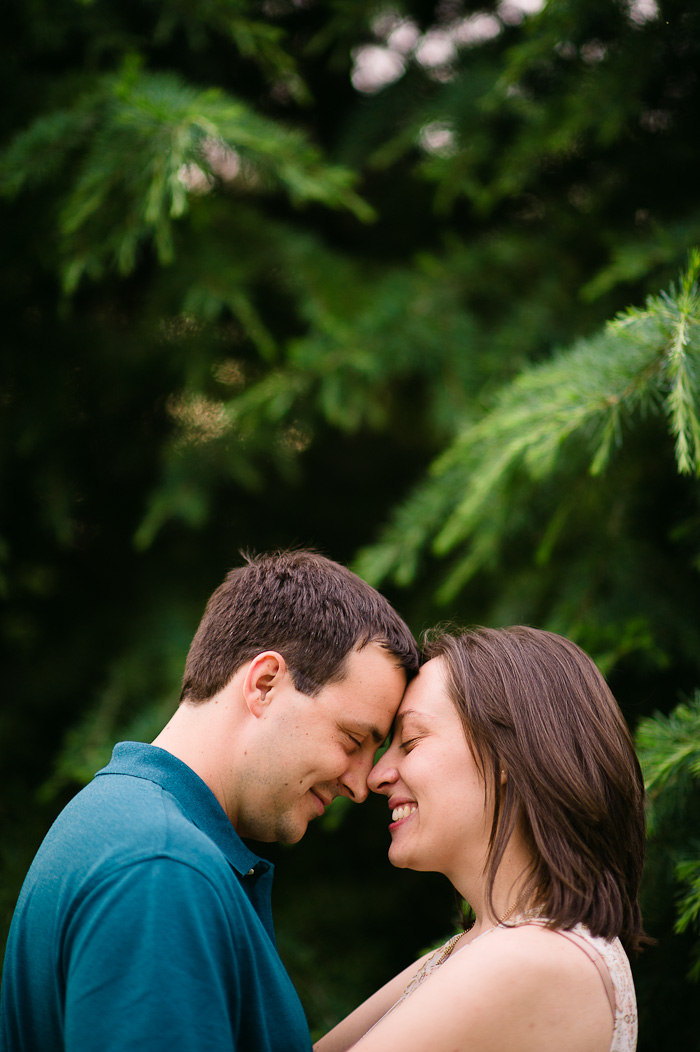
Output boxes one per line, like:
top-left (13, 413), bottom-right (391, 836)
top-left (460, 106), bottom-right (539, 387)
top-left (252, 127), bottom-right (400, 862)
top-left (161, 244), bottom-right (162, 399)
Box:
top-left (315, 626), bottom-right (646, 1052)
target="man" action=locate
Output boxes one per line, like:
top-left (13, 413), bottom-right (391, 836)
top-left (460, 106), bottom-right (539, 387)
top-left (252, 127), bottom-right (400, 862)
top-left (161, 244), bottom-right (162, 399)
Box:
top-left (0, 551), bottom-right (419, 1052)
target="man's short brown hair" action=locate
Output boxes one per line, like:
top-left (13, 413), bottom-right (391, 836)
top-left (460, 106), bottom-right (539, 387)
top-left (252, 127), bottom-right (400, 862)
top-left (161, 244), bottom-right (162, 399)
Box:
top-left (180, 550), bottom-right (419, 702)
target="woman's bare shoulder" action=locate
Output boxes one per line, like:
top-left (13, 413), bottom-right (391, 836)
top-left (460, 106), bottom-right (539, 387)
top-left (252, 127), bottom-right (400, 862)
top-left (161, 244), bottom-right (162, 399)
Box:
top-left (349, 922), bottom-right (615, 1052)
top-left (460, 920), bottom-right (613, 988)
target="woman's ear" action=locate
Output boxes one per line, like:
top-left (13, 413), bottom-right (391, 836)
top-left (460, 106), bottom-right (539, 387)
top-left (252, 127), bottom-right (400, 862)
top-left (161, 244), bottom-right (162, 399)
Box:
top-left (242, 651), bottom-right (288, 717)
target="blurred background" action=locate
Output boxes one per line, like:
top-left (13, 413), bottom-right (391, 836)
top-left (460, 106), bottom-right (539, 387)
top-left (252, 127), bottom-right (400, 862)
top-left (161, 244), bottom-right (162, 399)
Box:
top-left (2, 0), bottom-right (700, 1046)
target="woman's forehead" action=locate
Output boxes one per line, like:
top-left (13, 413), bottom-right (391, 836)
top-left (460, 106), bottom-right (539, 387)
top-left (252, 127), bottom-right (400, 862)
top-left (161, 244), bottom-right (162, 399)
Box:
top-left (399, 656), bottom-right (446, 709)
top-left (395, 661), bottom-right (456, 731)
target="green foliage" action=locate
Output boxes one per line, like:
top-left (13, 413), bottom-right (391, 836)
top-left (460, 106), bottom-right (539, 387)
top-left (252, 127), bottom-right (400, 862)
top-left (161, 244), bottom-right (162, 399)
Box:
top-left (3, 0), bottom-right (700, 1045)
top-left (357, 255), bottom-right (700, 669)
top-left (675, 858), bottom-right (700, 951)
top-left (134, 240), bottom-right (480, 546)
top-left (638, 694), bottom-right (700, 815)
top-left (143, 0), bottom-right (310, 101)
top-left (0, 63), bottom-right (371, 291)
top-left (637, 694), bottom-right (700, 977)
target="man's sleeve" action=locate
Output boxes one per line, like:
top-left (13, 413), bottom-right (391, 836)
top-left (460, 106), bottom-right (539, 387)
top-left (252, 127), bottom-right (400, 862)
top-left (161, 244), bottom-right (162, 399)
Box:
top-left (63, 857), bottom-right (243, 1051)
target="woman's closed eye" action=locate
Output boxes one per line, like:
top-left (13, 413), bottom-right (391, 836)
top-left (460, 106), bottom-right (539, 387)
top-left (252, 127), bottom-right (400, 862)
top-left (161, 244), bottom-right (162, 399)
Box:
top-left (399, 737), bottom-right (421, 752)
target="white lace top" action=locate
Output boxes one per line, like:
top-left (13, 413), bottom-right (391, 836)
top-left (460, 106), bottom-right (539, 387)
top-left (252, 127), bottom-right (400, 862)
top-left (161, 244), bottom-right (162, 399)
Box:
top-left (561, 923), bottom-right (638, 1052)
top-left (384, 921), bottom-right (637, 1051)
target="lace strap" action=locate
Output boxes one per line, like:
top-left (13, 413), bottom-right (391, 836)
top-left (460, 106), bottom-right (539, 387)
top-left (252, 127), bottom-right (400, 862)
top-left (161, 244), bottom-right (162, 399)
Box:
top-left (554, 929), bottom-right (616, 1017)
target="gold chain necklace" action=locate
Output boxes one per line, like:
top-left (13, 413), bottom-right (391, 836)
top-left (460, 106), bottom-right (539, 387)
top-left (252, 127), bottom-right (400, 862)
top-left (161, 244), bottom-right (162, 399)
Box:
top-left (401, 888), bottom-right (528, 999)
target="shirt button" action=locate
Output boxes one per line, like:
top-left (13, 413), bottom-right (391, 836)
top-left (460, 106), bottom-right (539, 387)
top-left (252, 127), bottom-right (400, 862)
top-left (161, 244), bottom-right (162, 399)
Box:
top-left (246, 868), bottom-right (255, 876)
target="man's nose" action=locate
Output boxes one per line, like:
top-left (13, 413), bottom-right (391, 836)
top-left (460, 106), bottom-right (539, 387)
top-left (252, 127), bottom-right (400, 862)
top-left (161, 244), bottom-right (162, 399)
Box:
top-left (367, 752), bottom-right (398, 795)
top-left (341, 751), bottom-right (376, 803)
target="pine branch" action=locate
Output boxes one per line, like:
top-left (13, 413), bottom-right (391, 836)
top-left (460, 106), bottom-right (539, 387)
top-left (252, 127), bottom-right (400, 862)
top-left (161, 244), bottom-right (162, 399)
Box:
top-left (360, 254), bottom-right (700, 590)
top-left (636, 694), bottom-right (700, 974)
top-left (0, 64), bottom-right (373, 291)
top-left (636, 693), bottom-right (700, 799)
top-left (675, 858), bottom-right (700, 941)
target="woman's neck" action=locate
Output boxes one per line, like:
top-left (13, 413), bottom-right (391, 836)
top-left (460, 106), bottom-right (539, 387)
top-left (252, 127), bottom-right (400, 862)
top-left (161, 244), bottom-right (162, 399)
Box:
top-left (454, 838), bottom-right (535, 936)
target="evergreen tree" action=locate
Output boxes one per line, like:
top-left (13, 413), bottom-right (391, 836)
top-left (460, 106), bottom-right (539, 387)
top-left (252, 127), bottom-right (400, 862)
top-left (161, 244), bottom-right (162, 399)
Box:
top-left (2, 0), bottom-right (700, 1045)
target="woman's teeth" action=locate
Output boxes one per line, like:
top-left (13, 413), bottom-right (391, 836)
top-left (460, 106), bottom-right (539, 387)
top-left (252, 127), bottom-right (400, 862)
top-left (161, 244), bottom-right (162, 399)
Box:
top-left (391, 804), bottom-right (417, 822)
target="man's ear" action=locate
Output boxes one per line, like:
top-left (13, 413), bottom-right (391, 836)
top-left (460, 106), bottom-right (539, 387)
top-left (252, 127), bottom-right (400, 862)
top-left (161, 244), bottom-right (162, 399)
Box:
top-left (243, 651), bottom-right (288, 717)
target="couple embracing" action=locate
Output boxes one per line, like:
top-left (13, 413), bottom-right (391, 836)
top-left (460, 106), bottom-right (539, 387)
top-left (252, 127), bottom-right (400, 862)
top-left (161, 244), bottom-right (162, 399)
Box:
top-left (0, 550), bottom-right (645, 1052)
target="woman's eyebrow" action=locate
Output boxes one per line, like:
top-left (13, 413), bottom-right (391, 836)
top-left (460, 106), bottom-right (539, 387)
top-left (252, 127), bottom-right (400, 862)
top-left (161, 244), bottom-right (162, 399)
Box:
top-left (393, 709), bottom-right (433, 733)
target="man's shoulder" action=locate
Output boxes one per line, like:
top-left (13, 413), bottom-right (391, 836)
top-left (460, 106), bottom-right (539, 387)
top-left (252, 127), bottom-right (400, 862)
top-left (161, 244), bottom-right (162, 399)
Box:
top-left (39, 762), bottom-right (227, 880)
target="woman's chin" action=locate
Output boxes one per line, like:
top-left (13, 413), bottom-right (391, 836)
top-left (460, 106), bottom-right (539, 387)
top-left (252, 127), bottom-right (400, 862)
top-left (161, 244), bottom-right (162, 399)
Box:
top-left (387, 842), bottom-right (409, 869)
top-left (388, 840), bottom-right (444, 875)
top-left (388, 842), bottom-right (424, 871)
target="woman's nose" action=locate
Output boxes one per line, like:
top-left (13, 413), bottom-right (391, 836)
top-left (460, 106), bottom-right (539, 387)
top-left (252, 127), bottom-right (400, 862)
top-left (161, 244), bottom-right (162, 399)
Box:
top-left (368, 751), bottom-right (399, 794)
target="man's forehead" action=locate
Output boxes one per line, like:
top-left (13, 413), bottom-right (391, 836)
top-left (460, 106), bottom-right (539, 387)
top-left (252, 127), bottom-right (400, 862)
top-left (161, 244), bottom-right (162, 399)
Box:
top-left (335, 643), bottom-right (407, 731)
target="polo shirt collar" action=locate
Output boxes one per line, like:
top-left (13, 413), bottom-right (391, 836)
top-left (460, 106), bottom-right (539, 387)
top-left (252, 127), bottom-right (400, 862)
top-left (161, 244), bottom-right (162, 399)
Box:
top-left (95, 741), bottom-right (271, 880)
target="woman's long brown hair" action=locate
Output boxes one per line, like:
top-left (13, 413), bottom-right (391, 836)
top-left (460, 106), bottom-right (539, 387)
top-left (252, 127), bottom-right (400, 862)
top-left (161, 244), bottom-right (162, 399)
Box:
top-left (425, 626), bottom-right (648, 955)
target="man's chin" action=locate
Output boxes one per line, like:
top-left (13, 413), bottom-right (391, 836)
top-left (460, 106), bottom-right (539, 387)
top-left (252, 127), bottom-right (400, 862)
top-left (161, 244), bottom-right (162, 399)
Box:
top-left (237, 814), bottom-right (308, 845)
top-left (278, 817), bottom-right (309, 845)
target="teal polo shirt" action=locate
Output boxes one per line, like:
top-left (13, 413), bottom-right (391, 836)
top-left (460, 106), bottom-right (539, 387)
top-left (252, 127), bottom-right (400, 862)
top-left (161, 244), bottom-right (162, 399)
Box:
top-left (0, 743), bottom-right (313, 1052)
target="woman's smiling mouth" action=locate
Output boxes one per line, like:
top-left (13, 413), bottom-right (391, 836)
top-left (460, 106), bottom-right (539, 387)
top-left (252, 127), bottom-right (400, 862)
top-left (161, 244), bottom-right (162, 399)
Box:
top-left (390, 803), bottom-right (417, 824)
